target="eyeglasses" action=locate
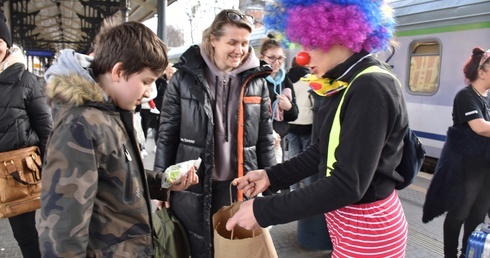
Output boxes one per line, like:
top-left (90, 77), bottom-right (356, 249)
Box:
top-left (226, 12), bottom-right (254, 26)
top-left (264, 55), bottom-right (286, 63)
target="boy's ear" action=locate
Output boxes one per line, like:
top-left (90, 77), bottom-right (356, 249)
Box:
top-left (110, 62), bottom-right (124, 82)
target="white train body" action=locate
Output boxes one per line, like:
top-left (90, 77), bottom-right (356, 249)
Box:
top-left (379, 0), bottom-right (490, 159)
top-left (167, 0), bottom-right (490, 163)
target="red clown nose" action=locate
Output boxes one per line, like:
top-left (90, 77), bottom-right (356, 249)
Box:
top-left (295, 51), bottom-right (310, 66)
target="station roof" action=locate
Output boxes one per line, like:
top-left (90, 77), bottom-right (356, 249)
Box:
top-left (0, 0), bottom-right (177, 55)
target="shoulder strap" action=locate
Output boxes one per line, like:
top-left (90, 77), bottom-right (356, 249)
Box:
top-left (326, 66), bottom-right (401, 176)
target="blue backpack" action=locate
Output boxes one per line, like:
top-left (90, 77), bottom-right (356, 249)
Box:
top-left (395, 127), bottom-right (425, 189)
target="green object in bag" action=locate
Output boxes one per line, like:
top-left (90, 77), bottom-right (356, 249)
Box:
top-left (153, 208), bottom-right (190, 258)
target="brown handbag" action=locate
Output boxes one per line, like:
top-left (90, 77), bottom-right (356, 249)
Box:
top-left (0, 146), bottom-right (42, 218)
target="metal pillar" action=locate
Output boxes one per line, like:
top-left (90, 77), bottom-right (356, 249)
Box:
top-left (157, 0), bottom-right (167, 43)
top-left (121, 0), bottom-right (131, 22)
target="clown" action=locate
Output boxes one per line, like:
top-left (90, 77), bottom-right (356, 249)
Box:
top-left (226, 0), bottom-right (410, 257)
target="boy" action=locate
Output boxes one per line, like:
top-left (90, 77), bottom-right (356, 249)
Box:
top-left (39, 20), bottom-right (197, 257)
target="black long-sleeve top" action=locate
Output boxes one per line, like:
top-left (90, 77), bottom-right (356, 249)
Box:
top-left (253, 52), bottom-right (409, 227)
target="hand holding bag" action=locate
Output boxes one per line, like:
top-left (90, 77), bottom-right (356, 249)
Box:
top-left (212, 185), bottom-right (278, 258)
top-left (0, 146), bottom-right (42, 218)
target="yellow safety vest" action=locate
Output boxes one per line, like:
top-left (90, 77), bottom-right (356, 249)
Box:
top-left (326, 66), bottom-right (401, 176)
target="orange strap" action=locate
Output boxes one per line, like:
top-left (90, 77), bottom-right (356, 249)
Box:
top-left (236, 84), bottom-right (246, 201)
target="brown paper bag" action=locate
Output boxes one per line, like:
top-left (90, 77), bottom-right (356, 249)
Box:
top-left (213, 201), bottom-right (278, 258)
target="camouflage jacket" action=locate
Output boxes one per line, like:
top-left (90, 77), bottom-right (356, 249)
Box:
top-left (39, 72), bottom-right (167, 257)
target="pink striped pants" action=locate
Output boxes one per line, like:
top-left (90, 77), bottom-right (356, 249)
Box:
top-left (325, 191), bottom-right (408, 257)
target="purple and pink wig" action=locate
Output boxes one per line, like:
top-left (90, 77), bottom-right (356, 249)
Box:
top-left (263, 0), bottom-right (396, 53)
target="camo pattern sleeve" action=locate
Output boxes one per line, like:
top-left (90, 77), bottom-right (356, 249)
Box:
top-left (39, 107), bottom-right (154, 257)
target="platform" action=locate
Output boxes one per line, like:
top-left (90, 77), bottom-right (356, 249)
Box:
top-left (0, 137), bottom-right (447, 257)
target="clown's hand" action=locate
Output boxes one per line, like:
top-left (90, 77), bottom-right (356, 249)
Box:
top-left (231, 169), bottom-right (270, 198)
top-left (225, 199), bottom-right (260, 231)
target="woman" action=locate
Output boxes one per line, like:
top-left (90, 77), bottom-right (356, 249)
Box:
top-left (423, 47), bottom-right (490, 258)
top-left (152, 63), bottom-right (176, 146)
top-left (226, 1), bottom-right (409, 257)
top-left (154, 9), bottom-right (276, 258)
top-left (0, 12), bottom-right (52, 258)
top-left (260, 35), bottom-right (298, 163)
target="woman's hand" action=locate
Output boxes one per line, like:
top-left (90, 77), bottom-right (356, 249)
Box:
top-left (272, 131), bottom-right (281, 146)
top-left (168, 166), bottom-right (199, 191)
top-left (276, 94), bottom-right (292, 111)
top-left (232, 169), bottom-right (270, 198)
top-left (225, 199), bottom-right (259, 231)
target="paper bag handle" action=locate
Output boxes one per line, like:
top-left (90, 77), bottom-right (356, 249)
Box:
top-left (228, 182), bottom-right (250, 204)
top-left (227, 183), bottom-right (259, 239)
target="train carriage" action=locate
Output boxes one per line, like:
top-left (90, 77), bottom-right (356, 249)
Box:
top-left (166, 0), bottom-right (490, 171)
top-left (377, 0), bottom-right (490, 170)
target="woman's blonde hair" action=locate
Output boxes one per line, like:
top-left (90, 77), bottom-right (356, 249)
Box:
top-left (201, 9), bottom-right (253, 58)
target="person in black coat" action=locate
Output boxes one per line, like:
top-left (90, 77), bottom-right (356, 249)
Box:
top-left (152, 63), bottom-right (176, 145)
top-left (423, 47), bottom-right (490, 257)
top-left (154, 9), bottom-right (276, 258)
top-left (0, 12), bottom-right (53, 258)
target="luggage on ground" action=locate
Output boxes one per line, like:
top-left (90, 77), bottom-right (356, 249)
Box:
top-left (466, 222), bottom-right (490, 258)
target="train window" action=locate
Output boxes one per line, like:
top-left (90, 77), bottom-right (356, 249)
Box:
top-left (408, 40), bottom-right (441, 94)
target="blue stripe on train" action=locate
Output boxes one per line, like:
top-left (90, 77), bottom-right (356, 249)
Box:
top-left (412, 130), bottom-right (447, 142)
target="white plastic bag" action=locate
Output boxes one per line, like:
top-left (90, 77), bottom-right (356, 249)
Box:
top-left (162, 158), bottom-right (202, 188)
top-left (133, 112), bottom-right (146, 146)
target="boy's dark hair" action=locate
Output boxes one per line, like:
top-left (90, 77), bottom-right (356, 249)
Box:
top-left (92, 20), bottom-right (168, 79)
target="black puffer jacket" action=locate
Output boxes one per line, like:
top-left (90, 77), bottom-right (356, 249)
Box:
top-left (154, 45), bottom-right (276, 258)
top-left (0, 63), bottom-right (52, 156)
